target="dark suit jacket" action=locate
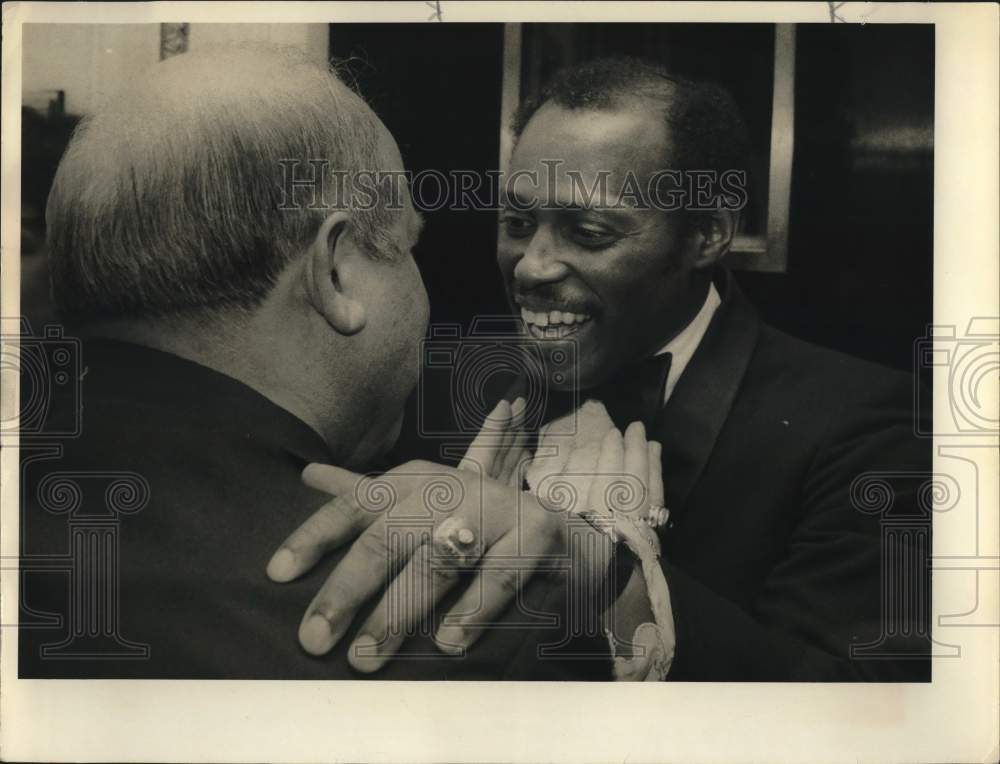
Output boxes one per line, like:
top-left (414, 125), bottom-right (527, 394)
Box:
top-left (19, 340), bottom-right (607, 680)
top-left (646, 271), bottom-right (931, 681)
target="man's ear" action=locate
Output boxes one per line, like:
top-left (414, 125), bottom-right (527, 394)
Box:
top-left (305, 211), bottom-right (367, 335)
top-left (692, 210), bottom-right (739, 270)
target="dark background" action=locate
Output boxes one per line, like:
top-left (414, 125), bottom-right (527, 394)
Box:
top-left (769, 24), bottom-right (934, 375)
top-left (328, 24), bottom-right (512, 328)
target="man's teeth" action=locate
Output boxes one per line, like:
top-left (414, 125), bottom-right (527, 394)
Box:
top-left (520, 307), bottom-right (591, 339)
top-left (520, 308), bottom-right (591, 327)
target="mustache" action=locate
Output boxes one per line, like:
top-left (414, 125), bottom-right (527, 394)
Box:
top-left (512, 286), bottom-right (596, 311)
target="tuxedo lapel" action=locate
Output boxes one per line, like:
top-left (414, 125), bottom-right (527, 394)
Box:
top-left (652, 270), bottom-right (760, 514)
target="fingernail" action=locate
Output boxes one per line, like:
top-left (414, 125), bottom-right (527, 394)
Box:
top-left (434, 625), bottom-right (467, 655)
top-left (266, 547), bottom-right (296, 582)
top-left (349, 634), bottom-right (387, 673)
top-left (300, 614), bottom-right (335, 655)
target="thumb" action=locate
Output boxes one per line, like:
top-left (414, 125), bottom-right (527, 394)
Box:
top-left (458, 399), bottom-right (514, 475)
top-left (265, 464), bottom-right (370, 583)
top-left (302, 463), bottom-right (364, 496)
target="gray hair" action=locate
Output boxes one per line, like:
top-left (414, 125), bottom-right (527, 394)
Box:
top-left (46, 43), bottom-right (404, 325)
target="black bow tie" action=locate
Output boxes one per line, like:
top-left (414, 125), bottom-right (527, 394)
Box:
top-left (537, 353), bottom-right (673, 433)
top-left (593, 353), bottom-right (673, 431)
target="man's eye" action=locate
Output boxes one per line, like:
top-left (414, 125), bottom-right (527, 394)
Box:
top-left (500, 215), bottom-right (536, 238)
top-left (570, 226), bottom-right (618, 248)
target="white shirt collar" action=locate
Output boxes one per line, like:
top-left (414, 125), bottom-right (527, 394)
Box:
top-left (654, 282), bottom-right (721, 404)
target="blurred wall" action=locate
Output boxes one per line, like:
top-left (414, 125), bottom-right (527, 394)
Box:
top-left (22, 23), bottom-right (328, 115)
top-left (23, 24), bottom-right (160, 115)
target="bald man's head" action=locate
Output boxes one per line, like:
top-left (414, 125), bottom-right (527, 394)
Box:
top-left (47, 44), bottom-right (406, 324)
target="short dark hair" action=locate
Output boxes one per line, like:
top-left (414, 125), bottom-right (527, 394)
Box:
top-left (513, 56), bottom-right (750, 187)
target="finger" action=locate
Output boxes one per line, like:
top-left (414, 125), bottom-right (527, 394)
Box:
top-left (433, 525), bottom-right (549, 656)
top-left (267, 464), bottom-right (380, 582)
top-left (267, 494), bottom-right (371, 583)
top-left (302, 462), bottom-right (364, 496)
top-left (562, 433), bottom-right (602, 515)
top-left (349, 522), bottom-right (483, 673)
top-left (300, 479), bottom-right (503, 657)
top-left (495, 397), bottom-right (525, 476)
top-left (648, 441), bottom-right (667, 525)
top-left (507, 397), bottom-right (528, 453)
top-left (588, 427), bottom-right (624, 519)
top-left (499, 444), bottom-right (530, 488)
top-left (457, 399), bottom-right (512, 475)
top-left (497, 398), bottom-right (529, 485)
top-left (298, 516), bottom-right (414, 655)
top-left (623, 422), bottom-right (649, 521)
top-left (510, 396), bottom-right (527, 428)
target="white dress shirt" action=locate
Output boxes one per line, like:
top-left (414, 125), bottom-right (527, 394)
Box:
top-left (654, 283), bottom-right (721, 405)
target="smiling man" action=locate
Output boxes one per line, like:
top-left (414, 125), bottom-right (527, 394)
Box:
top-left (495, 57), bottom-right (932, 680)
top-left (500, 99), bottom-right (733, 392)
top-left (286, 57), bottom-right (932, 681)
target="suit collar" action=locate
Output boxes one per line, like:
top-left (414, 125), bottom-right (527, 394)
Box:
top-left (79, 339), bottom-right (333, 467)
top-left (656, 280), bottom-right (722, 405)
top-left (652, 269), bottom-right (760, 513)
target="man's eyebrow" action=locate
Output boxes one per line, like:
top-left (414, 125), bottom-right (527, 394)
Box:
top-left (555, 202), bottom-right (639, 217)
top-left (501, 185), bottom-right (641, 214)
top-left (501, 190), bottom-right (638, 218)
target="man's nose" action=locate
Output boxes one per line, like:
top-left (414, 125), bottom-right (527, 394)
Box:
top-left (512, 230), bottom-right (569, 290)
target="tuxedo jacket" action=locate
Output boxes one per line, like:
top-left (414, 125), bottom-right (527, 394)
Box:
top-left (625, 270), bottom-right (930, 681)
top-left (438, 269), bottom-right (931, 682)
